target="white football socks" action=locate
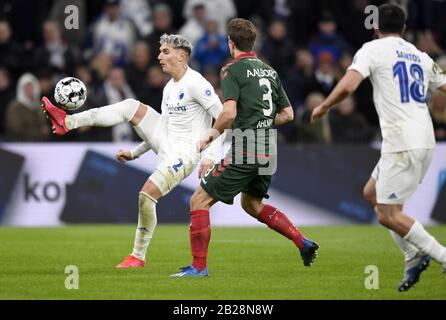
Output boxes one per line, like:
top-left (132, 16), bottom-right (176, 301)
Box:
top-left (132, 192), bottom-right (157, 261)
top-left (389, 230), bottom-right (419, 262)
top-left (65, 98), bottom-right (140, 130)
top-left (404, 221), bottom-right (446, 264)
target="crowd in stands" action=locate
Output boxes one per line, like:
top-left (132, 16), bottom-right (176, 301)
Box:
top-left (0, 0), bottom-right (445, 144)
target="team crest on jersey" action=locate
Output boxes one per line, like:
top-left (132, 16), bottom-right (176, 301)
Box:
top-left (178, 89), bottom-right (185, 100)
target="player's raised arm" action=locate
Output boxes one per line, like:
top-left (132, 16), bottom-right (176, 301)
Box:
top-left (311, 70), bottom-right (364, 123)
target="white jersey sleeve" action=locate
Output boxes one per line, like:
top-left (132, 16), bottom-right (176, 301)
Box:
top-left (348, 43), bottom-right (376, 78)
top-left (187, 80), bottom-right (224, 163)
top-left (187, 77), bottom-right (220, 110)
top-left (427, 58), bottom-right (446, 90)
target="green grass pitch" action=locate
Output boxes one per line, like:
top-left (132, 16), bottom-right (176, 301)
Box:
top-left (0, 225), bottom-right (445, 300)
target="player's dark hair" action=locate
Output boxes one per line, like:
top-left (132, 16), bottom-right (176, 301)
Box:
top-left (227, 18), bottom-right (257, 52)
top-left (378, 3), bottom-right (406, 34)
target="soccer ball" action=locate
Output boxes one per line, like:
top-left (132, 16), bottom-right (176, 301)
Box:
top-left (54, 77), bottom-right (87, 111)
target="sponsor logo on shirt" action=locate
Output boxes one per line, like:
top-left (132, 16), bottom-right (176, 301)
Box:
top-left (167, 103), bottom-right (187, 113)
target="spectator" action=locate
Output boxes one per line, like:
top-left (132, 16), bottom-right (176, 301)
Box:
top-left (145, 3), bottom-right (175, 63)
top-left (0, 68), bottom-right (14, 138)
top-left (33, 21), bottom-right (79, 77)
top-left (260, 19), bottom-right (295, 76)
top-left (5, 73), bottom-right (49, 141)
top-left (294, 92), bottom-right (331, 143)
top-left (0, 20), bottom-right (27, 82)
top-left (194, 19), bottom-right (229, 73)
top-left (139, 65), bottom-right (166, 114)
top-left (120, 0), bottom-right (153, 38)
top-left (90, 52), bottom-right (113, 88)
top-left (37, 70), bottom-right (54, 101)
top-left (430, 90), bottom-right (446, 142)
top-left (329, 96), bottom-right (371, 143)
top-left (284, 48), bottom-right (324, 106)
top-left (314, 51), bottom-right (337, 95)
top-left (94, 67), bottom-right (136, 142)
top-left (335, 50), bottom-right (353, 81)
top-left (183, 0), bottom-right (236, 35)
top-left (179, 2), bottom-right (207, 47)
top-left (126, 41), bottom-right (152, 99)
top-left (91, 0), bottom-right (136, 66)
top-left (309, 12), bottom-right (349, 64)
top-left (328, 0), bottom-right (375, 50)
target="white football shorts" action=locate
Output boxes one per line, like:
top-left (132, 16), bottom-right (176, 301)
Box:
top-left (134, 105), bottom-right (198, 196)
top-left (371, 149), bottom-right (434, 205)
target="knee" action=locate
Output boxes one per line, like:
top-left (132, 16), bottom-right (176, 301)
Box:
top-left (140, 179), bottom-right (162, 201)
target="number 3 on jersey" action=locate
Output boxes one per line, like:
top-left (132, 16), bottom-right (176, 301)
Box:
top-left (393, 61), bottom-right (426, 103)
top-left (259, 78), bottom-right (273, 116)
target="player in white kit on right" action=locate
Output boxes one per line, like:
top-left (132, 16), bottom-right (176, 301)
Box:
top-left (42, 34), bottom-right (224, 269)
top-left (311, 3), bottom-right (446, 291)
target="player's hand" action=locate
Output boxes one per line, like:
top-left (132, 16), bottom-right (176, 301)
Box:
top-left (311, 105), bottom-right (329, 124)
top-left (115, 150), bottom-right (133, 163)
top-left (197, 138), bottom-right (211, 153)
top-left (199, 158), bottom-right (214, 179)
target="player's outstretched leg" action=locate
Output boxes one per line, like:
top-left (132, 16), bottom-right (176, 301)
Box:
top-left (256, 204), bottom-right (319, 267)
top-left (41, 97), bottom-right (141, 136)
top-left (41, 96), bottom-right (69, 136)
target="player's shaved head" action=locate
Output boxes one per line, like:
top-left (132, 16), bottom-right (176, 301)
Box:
top-left (378, 3), bottom-right (406, 34)
top-left (227, 18), bottom-right (257, 53)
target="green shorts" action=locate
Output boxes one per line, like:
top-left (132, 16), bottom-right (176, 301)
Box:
top-left (200, 159), bottom-right (271, 204)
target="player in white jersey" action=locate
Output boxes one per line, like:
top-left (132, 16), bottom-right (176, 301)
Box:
top-left (41, 34), bottom-right (224, 268)
top-left (311, 4), bottom-right (446, 291)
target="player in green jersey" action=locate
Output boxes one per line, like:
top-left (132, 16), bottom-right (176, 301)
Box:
top-left (170, 18), bottom-right (319, 278)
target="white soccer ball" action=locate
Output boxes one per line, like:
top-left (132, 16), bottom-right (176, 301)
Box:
top-left (54, 77), bottom-right (87, 111)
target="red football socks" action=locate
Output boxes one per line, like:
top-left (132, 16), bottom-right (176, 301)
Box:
top-left (190, 209), bottom-right (211, 270)
top-left (258, 204), bottom-right (305, 249)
